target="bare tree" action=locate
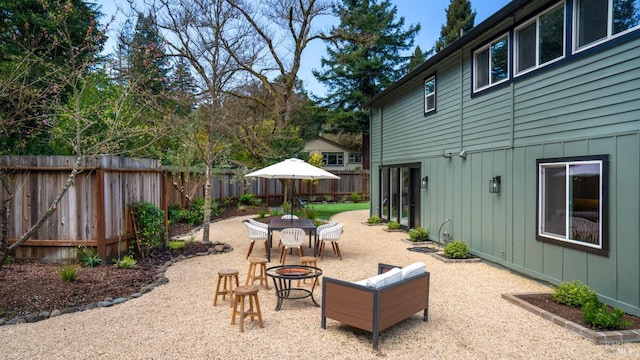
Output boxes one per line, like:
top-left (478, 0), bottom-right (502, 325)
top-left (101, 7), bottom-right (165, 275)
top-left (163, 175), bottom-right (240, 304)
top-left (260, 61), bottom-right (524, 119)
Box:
top-left (137, 0), bottom-right (252, 243)
top-left (225, 0), bottom-right (332, 162)
top-left (0, 4), bottom-right (173, 266)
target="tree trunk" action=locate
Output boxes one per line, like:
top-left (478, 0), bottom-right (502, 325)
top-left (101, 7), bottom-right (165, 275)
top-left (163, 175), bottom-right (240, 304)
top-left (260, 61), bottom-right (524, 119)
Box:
top-left (202, 164), bottom-right (212, 243)
top-left (362, 130), bottom-right (370, 170)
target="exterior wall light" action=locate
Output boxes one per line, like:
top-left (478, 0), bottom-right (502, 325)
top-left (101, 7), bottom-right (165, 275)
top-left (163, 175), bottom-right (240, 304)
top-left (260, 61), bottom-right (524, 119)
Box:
top-left (421, 176), bottom-right (428, 188)
top-left (489, 176), bottom-right (501, 194)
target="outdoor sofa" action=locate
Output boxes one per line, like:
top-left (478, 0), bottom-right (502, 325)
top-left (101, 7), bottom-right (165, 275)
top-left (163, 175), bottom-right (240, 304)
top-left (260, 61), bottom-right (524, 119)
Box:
top-left (321, 262), bottom-right (430, 349)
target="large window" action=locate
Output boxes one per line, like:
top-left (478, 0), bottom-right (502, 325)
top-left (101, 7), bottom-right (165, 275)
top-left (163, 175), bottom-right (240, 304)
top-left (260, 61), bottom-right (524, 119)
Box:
top-left (322, 152), bottom-right (343, 167)
top-left (574, 0), bottom-right (640, 51)
top-left (473, 34), bottom-right (509, 92)
top-left (424, 76), bottom-right (436, 113)
top-left (515, 2), bottom-right (565, 75)
top-left (537, 155), bottom-right (608, 255)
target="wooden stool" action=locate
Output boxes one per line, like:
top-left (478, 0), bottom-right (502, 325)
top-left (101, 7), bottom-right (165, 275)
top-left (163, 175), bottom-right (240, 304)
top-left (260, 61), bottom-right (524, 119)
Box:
top-left (213, 268), bottom-right (240, 306)
top-left (231, 285), bottom-right (263, 332)
top-left (297, 256), bottom-right (320, 286)
top-left (245, 257), bottom-right (269, 289)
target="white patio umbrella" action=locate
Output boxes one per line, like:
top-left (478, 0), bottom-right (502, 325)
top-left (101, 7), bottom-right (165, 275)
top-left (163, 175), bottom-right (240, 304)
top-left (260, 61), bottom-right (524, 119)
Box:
top-left (245, 158), bottom-right (340, 216)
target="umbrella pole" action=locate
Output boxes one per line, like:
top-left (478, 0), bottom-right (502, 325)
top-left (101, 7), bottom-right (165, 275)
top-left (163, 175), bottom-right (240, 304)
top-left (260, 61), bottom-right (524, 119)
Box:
top-left (290, 181), bottom-right (294, 222)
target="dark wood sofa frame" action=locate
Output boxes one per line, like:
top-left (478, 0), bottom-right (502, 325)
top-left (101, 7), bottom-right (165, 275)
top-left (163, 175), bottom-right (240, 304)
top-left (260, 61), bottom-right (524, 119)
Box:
top-left (321, 263), bottom-right (430, 350)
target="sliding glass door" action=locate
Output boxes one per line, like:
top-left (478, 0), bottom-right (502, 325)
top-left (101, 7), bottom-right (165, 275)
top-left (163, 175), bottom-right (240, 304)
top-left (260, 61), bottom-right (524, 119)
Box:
top-left (379, 164), bottom-right (421, 229)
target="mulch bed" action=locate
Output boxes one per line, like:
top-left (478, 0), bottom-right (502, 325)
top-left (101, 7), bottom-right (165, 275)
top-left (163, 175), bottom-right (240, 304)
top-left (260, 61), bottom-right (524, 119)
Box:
top-left (516, 293), bottom-right (640, 330)
top-left (0, 205), bottom-right (268, 320)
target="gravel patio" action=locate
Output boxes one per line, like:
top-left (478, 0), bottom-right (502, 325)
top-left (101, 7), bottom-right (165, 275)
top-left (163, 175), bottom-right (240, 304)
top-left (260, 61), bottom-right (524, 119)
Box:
top-left (0, 210), bottom-right (638, 359)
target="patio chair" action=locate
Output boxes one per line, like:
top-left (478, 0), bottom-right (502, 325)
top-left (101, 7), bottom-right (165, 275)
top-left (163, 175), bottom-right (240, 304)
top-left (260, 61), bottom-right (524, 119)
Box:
top-left (315, 220), bottom-right (338, 249)
top-left (246, 218), bottom-right (269, 229)
top-left (279, 228), bottom-right (305, 264)
top-left (281, 214), bottom-right (299, 220)
top-left (243, 221), bottom-right (269, 259)
top-left (318, 223), bottom-right (345, 260)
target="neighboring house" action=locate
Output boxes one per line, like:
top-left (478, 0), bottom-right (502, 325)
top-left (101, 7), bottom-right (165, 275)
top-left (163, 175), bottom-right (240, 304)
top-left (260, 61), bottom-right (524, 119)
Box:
top-left (365, 0), bottom-right (640, 316)
top-left (304, 136), bottom-right (363, 170)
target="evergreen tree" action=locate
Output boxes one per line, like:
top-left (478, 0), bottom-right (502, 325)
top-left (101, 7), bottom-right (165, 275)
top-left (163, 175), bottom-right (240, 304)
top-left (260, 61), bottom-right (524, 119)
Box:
top-left (128, 13), bottom-right (171, 94)
top-left (406, 45), bottom-right (431, 73)
top-left (169, 57), bottom-right (197, 117)
top-left (314, 0), bottom-right (420, 168)
top-left (0, 0), bottom-right (105, 155)
top-left (435, 0), bottom-right (476, 52)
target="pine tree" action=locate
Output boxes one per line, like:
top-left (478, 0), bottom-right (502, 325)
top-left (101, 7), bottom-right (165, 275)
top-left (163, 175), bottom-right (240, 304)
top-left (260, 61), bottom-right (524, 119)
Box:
top-left (406, 45), bottom-right (432, 73)
top-left (169, 57), bottom-right (197, 117)
top-left (435, 0), bottom-right (476, 52)
top-left (129, 13), bottom-right (171, 94)
top-left (314, 0), bottom-right (420, 169)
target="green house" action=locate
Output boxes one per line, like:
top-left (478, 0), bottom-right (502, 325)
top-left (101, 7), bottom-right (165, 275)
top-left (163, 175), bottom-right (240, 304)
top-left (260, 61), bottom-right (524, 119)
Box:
top-left (366, 0), bottom-right (640, 316)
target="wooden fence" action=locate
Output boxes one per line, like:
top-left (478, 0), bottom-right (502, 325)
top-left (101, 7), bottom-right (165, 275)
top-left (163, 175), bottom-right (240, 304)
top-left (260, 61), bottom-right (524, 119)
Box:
top-left (167, 169), bottom-right (370, 208)
top-left (0, 156), bottom-right (369, 262)
top-left (0, 156), bottom-right (166, 262)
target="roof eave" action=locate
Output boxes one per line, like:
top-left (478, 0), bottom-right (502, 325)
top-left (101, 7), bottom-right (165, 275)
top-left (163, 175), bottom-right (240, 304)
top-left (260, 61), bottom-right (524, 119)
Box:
top-left (363, 0), bottom-right (530, 107)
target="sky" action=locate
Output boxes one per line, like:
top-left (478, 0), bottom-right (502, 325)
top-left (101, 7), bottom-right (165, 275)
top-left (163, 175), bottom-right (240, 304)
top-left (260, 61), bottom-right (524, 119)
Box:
top-left (96, 0), bottom-right (511, 97)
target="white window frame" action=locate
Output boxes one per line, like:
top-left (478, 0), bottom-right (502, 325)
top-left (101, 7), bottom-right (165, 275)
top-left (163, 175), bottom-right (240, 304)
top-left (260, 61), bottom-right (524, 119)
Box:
top-left (473, 33), bottom-right (510, 92)
top-left (537, 156), bottom-right (608, 255)
top-left (424, 76), bottom-right (436, 113)
top-left (349, 153), bottom-right (362, 164)
top-left (573, 0), bottom-right (640, 53)
top-left (515, 1), bottom-right (566, 76)
top-left (322, 152), bottom-right (343, 167)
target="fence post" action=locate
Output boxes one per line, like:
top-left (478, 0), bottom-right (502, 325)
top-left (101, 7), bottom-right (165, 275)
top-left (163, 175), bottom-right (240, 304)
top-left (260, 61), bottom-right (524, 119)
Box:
top-left (95, 168), bottom-right (106, 260)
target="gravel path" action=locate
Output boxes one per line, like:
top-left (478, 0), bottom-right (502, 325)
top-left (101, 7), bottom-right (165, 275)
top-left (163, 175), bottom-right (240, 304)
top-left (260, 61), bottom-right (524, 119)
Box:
top-left (1, 210), bottom-right (638, 359)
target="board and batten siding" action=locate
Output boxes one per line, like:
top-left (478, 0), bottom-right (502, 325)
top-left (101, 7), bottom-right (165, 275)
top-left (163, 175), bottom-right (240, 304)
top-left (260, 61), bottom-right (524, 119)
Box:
top-left (369, 25), bottom-right (640, 315)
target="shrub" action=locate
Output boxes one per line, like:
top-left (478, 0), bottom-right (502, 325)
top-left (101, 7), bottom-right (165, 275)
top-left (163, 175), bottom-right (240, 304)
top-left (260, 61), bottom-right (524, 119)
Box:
top-left (387, 221), bottom-right (400, 230)
top-left (367, 216), bottom-right (381, 224)
top-left (168, 240), bottom-right (186, 250)
top-left (114, 255), bottom-right (138, 269)
top-left (309, 196), bottom-right (317, 202)
top-left (409, 227), bottom-right (429, 242)
top-left (281, 201), bottom-right (292, 214)
top-left (257, 210), bottom-right (267, 218)
top-left (552, 280), bottom-right (597, 307)
top-left (130, 201), bottom-right (165, 257)
top-left (58, 263), bottom-right (78, 282)
top-left (351, 192), bottom-right (361, 203)
top-left (270, 209), bottom-right (280, 216)
top-left (582, 300), bottom-right (631, 330)
top-left (323, 195), bottom-right (333, 202)
top-left (302, 207), bottom-right (317, 221)
top-left (237, 193), bottom-right (256, 206)
top-left (78, 245), bottom-right (104, 267)
top-left (443, 241), bottom-right (469, 259)
top-left (168, 205), bottom-right (182, 223)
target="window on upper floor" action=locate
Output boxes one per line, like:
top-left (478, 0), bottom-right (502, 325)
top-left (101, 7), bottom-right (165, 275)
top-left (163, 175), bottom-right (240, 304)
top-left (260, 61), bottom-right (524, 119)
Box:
top-left (574, 0), bottom-right (640, 52)
top-left (536, 155), bottom-right (609, 255)
top-left (349, 153), bottom-right (362, 164)
top-left (322, 152), bottom-right (343, 166)
top-left (473, 34), bottom-right (509, 92)
top-left (424, 76), bottom-right (436, 113)
top-left (515, 2), bottom-right (565, 76)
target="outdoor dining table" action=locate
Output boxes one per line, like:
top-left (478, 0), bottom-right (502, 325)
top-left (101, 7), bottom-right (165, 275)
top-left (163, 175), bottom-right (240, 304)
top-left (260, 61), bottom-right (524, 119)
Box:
top-left (267, 218), bottom-right (317, 262)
